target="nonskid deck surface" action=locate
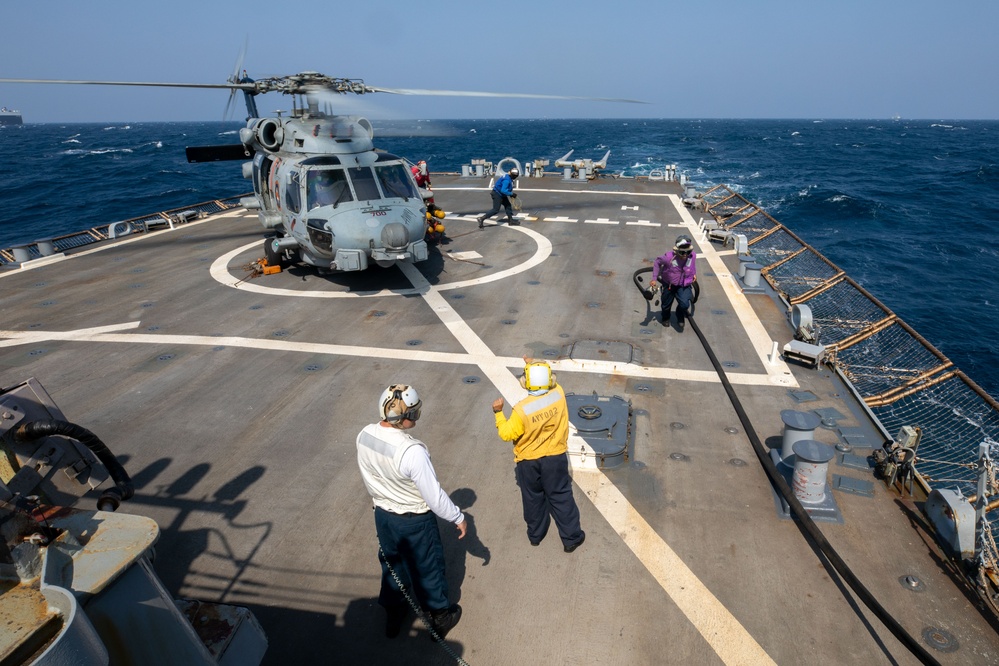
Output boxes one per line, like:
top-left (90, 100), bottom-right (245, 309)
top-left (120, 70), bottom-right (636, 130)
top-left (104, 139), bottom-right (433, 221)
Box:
top-left (2, 175), bottom-right (996, 664)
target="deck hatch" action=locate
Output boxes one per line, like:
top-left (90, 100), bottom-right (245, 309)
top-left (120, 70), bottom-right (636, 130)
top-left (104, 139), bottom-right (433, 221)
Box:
top-left (831, 475), bottom-right (875, 497)
top-left (566, 393), bottom-right (631, 469)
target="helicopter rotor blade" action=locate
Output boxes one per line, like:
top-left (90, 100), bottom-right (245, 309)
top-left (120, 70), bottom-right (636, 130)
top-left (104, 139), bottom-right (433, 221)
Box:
top-left (230, 39), bottom-right (248, 84)
top-left (224, 38), bottom-right (248, 121)
top-left (364, 86), bottom-right (648, 104)
top-left (224, 90), bottom-right (238, 121)
top-left (303, 86), bottom-right (384, 116)
top-left (0, 77), bottom-right (255, 91)
top-left (1, 75), bottom-right (646, 104)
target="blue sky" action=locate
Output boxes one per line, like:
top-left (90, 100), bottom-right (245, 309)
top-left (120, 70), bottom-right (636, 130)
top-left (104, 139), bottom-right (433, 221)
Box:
top-left (2, 0), bottom-right (997, 122)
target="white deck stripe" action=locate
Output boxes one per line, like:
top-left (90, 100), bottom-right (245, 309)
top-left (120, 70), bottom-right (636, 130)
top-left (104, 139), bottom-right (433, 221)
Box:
top-left (432, 186), bottom-right (675, 198)
top-left (209, 228), bottom-right (552, 296)
top-left (0, 328), bottom-right (787, 388)
top-left (667, 195), bottom-right (795, 387)
top-left (572, 470), bottom-right (776, 665)
top-left (398, 259), bottom-right (775, 666)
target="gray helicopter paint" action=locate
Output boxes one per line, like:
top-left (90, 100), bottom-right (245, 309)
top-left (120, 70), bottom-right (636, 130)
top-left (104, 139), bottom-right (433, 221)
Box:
top-left (244, 113), bottom-right (428, 271)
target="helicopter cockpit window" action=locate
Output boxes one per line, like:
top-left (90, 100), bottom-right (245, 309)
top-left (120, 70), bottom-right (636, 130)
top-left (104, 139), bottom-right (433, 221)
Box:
top-left (307, 168), bottom-right (353, 209)
top-left (285, 172), bottom-right (302, 214)
top-left (347, 167), bottom-right (381, 202)
top-left (375, 164), bottom-right (419, 200)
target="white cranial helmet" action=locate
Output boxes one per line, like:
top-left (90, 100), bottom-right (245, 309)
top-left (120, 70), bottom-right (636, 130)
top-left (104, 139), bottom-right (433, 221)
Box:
top-left (379, 384), bottom-right (422, 422)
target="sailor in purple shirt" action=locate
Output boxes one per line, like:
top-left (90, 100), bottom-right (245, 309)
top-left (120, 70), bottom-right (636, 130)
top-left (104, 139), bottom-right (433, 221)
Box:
top-left (650, 235), bottom-right (697, 332)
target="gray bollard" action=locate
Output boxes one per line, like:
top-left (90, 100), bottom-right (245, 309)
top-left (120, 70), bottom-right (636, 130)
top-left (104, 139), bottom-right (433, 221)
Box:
top-left (780, 410), bottom-right (821, 462)
top-left (737, 255), bottom-right (755, 278)
top-left (36, 240), bottom-right (56, 256)
top-left (791, 440), bottom-right (835, 504)
top-left (744, 263), bottom-right (763, 288)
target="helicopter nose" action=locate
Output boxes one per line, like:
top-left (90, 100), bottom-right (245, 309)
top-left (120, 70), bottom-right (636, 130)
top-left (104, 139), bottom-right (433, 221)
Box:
top-left (381, 222), bottom-right (410, 250)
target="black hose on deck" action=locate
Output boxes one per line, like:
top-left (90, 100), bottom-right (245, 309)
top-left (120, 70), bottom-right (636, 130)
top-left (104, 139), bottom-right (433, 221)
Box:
top-left (16, 420), bottom-right (134, 511)
top-left (633, 266), bottom-right (700, 310)
top-left (686, 314), bottom-right (939, 666)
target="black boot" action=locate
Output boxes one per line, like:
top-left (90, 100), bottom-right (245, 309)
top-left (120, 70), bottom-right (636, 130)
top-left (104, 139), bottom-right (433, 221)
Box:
top-left (477, 216), bottom-right (485, 229)
top-left (429, 604), bottom-right (462, 639)
top-left (385, 604), bottom-right (407, 638)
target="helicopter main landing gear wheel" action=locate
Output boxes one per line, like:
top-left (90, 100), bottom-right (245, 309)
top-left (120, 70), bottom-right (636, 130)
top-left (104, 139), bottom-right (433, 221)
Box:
top-left (264, 236), bottom-right (282, 267)
top-left (264, 236), bottom-right (298, 269)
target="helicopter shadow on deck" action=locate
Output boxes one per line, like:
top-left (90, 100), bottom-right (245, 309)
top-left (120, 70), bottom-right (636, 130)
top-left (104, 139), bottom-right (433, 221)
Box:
top-left (281, 243), bottom-right (448, 290)
top-left (116, 456), bottom-right (471, 663)
top-left (119, 458), bottom-right (271, 597)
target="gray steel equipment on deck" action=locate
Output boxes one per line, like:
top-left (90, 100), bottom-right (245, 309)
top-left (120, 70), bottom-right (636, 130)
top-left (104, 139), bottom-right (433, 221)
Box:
top-left (791, 440), bottom-right (836, 504)
top-left (566, 393), bottom-right (631, 468)
top-left (778, 409), bottom-right (821, 463)
top-left (0, 378), bottom-right (267, 665)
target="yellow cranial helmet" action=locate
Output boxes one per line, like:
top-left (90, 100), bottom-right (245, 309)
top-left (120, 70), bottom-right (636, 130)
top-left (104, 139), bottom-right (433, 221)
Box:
top-left (520, 362), bottom-right (555, 392)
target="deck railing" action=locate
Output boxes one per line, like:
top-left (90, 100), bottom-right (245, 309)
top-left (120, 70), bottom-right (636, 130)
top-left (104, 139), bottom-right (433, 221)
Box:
top-left (0, 194), bottom-right (250, 266)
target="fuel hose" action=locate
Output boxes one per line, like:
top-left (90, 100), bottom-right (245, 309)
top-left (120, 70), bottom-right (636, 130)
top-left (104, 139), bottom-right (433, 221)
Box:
top-left (632, 266), bottom-right (699, 311)
top-left (685, 313), bottom-right (940, 666)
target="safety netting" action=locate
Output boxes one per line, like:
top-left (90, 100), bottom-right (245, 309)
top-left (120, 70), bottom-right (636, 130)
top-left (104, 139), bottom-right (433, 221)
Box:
top-left (705, 183), bottom-right (999, 506)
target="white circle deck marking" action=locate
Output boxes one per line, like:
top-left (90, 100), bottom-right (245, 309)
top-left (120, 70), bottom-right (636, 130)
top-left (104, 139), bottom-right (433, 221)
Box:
top-left (209, 224), bottom-right (552, 298)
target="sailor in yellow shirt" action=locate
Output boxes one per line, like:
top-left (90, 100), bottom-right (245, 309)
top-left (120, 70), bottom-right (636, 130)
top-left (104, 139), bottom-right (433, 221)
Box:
top-left (492, 361), bottom-right (585, 553)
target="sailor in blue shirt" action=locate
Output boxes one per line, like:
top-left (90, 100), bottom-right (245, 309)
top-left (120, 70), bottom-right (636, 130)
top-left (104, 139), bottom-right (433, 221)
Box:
top-left (477, 168), bottom-right (519, 228)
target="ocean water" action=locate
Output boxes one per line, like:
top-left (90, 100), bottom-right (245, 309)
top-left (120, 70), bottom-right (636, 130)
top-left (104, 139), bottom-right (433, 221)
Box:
top-left (1, 119), bottom-right (997, 399)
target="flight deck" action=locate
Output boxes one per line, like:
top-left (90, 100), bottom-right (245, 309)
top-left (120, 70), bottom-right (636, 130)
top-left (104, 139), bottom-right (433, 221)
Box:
top-left (2, 172), bottom-right (997, 664)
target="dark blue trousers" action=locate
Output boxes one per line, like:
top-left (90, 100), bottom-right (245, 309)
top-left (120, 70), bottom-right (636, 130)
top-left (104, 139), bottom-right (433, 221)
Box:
top-left (514, 453), bottom-right (583, 547)
top-left (662, 284), bottom-right (692, 322)
top-left (482, 190), bottom-right (513, 221)
top-left (374, 507), bottom-right (449, 612)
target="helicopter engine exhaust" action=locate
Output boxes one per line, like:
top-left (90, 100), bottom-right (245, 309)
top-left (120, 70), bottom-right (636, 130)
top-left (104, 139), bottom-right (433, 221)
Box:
top-left (253, 118), bottom-right (284, 151)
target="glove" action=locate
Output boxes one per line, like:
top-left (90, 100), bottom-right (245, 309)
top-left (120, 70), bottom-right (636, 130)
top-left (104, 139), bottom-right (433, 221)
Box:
top-left (510, 193), bottom-right (517, 198)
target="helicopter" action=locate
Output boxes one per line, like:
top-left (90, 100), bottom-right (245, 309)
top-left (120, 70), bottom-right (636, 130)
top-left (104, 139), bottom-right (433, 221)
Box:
top-left (0, 71), bottom-right (644, 273)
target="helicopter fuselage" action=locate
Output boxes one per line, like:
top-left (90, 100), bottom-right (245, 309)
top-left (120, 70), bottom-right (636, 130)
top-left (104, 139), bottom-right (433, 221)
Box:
top-left (240, 112), bottom-right (428, 272)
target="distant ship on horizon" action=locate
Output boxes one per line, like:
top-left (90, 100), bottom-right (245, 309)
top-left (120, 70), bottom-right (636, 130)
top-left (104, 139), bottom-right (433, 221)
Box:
top-left (0, 107), bottom-right (23, 126)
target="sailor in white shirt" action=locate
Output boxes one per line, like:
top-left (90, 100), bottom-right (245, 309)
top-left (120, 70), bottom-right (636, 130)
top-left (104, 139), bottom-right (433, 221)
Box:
top-left (356, 384), bottom-right (466, 639)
